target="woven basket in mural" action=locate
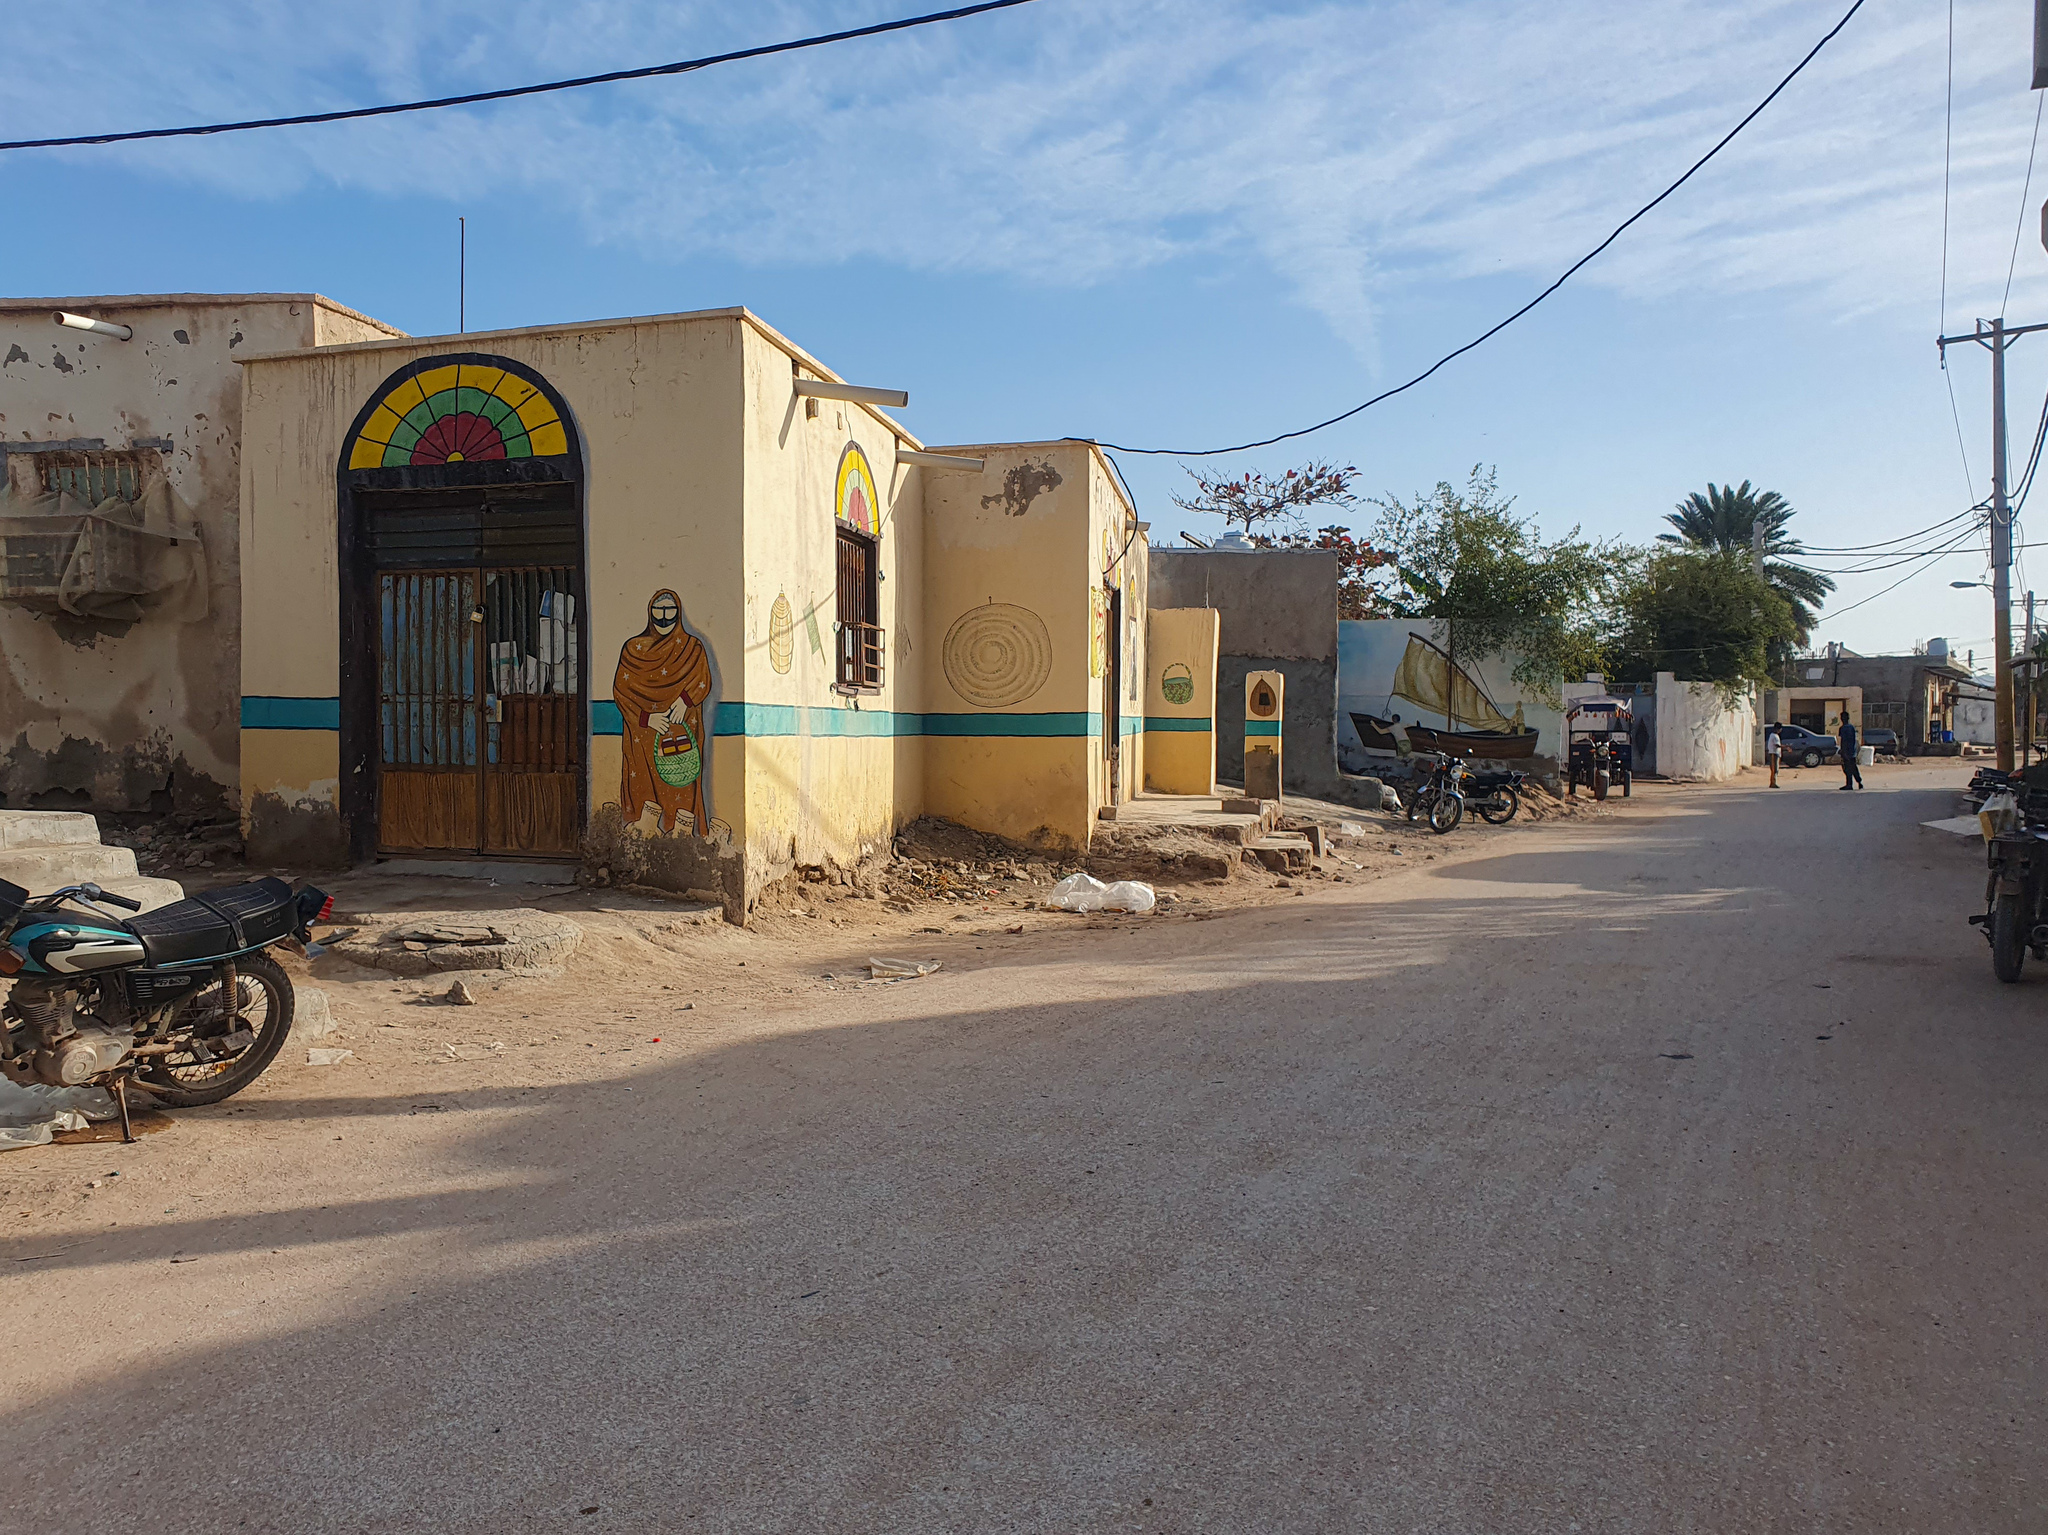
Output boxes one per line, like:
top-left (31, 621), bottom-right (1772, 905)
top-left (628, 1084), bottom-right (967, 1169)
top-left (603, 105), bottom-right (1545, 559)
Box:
top-left (1161, 663), bottom-right (1196, 706)
top-left (654, 721), bottom-right (702, 787)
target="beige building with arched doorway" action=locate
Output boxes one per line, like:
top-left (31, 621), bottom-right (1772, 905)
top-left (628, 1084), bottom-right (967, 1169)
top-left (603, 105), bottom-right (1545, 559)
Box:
top-left (235, 306), bottom-right (1154, 919)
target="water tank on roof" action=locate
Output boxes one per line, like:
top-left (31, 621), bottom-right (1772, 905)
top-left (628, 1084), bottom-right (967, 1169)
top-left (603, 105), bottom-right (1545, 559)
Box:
top-left (1927, 637), bottom-right (1949, 661)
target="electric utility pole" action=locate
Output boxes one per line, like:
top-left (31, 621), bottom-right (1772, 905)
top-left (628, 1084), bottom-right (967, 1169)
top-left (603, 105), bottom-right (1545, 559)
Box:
top-left (1937, 317), bottom-right (2048, 771)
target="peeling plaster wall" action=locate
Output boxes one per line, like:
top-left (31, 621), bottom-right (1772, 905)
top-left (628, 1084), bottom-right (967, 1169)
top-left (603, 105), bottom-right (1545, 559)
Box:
top-left (0, 294), bottom-right (401, 815)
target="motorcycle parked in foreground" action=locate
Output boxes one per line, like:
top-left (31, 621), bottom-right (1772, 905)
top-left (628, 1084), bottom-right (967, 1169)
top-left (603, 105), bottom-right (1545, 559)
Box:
top-left (0, 875), bottom-right (331, 1138)
top-left (1399, 754), bottom-right (1467, 834)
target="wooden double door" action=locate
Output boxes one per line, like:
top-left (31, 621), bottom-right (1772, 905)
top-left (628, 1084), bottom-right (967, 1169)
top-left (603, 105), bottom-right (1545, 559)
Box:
top-left (375, 564), bottom-right (583, 856)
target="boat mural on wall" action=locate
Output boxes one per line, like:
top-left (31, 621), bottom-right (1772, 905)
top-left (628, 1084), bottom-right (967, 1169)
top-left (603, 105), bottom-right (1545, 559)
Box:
top-left (1338, 622), bottom-right (1561, 768)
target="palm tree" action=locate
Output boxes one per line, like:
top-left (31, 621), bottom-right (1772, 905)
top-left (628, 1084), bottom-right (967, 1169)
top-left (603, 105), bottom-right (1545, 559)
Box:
top-left (1659, 480), bottom-right (1833, 646)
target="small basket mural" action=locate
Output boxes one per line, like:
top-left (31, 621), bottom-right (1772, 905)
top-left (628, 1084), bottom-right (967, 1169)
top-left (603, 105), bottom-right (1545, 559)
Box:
top-left (654, 721), bottom-right (702, 787)
top-left (1161, 663), bottom-right (1195, 706)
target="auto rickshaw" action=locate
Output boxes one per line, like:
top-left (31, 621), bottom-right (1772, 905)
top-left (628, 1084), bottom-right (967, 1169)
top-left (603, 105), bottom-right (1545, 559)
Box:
top-left (1565, 698), bottom-right (1634, 800)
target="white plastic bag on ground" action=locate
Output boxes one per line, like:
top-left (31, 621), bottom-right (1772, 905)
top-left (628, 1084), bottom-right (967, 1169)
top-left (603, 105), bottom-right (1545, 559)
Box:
top-left (0, 1079), bottom-right (119, 1152)
top-left (1044, 873), bottom-right (1110, 912)
top-left (1044, 874), bottom-right (1156, 913)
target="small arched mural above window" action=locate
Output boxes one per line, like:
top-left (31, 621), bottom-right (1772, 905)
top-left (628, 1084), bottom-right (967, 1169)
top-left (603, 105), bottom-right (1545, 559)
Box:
top-left (835, 442), bottom-right (878, 534)
top-left (345, 356), bottom-right (571, 470)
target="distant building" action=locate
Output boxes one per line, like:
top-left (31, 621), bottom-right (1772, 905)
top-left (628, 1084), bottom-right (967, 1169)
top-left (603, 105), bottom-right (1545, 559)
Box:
top-left (1764, 646), bottom-right (1977, 749)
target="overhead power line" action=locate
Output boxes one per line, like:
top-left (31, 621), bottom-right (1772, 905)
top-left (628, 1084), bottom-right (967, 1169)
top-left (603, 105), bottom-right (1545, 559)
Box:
top-left (0, 0), bottom-right (1041, 152)
top-left (1076, 0), bottom-right (1869, 456)
top-left (1798, 506), bottom-right (1981, 553)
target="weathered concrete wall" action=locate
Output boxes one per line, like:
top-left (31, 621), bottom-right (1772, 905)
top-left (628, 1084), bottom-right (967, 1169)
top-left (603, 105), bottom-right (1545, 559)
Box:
top-left (0, 293), bottom-right (401, 817)
top-left (1148, 549), bottom-right (1339, 794)
top-left (1652, 675), bottom-right (1754, 781)
top-left (1954, 692), bottom-right (1999, 746)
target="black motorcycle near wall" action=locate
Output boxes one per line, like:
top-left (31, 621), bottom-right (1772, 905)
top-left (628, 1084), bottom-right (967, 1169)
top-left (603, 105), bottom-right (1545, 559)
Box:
top-left (0, 875), bottom-right (331, 1138)
top-left (1967, 768), bottom-right (2048, 982)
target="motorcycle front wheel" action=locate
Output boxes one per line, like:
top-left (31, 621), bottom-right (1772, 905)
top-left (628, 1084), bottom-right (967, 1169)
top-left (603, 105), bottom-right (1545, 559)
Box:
top-left (1992, 893), bottom-right (2028, 983)
top-left (142, 951), bottom-right (295, 1107)
top-left (1477, 787), bottom-right (1520, 825)
top-left (1428, 793), bottom-right (1464, 834)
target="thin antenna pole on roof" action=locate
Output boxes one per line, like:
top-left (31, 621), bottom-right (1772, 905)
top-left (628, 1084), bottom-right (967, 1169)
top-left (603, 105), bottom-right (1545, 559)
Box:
top-left (459, 217), bottom-right (466, 334)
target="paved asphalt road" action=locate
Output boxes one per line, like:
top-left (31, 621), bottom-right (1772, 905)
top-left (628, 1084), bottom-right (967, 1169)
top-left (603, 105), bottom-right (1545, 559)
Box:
top-left (8, 764), bottom-right (2045, 1532)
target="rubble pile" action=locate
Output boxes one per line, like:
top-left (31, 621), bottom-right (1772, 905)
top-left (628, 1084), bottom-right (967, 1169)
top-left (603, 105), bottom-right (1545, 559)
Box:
top-left (101, 813), bottom-right (245, 874)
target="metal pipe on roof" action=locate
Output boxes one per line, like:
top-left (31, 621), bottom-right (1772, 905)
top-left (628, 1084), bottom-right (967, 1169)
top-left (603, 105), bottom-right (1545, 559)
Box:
top-left (896, 450), bottom-right (983, 471)
top-left (794, 378), bottom-right (908, 408)
top-left (54, 311), bottom-right (131, 340)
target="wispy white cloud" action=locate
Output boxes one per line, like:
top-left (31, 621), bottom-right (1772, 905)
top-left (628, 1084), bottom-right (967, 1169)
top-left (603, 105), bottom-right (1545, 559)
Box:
top-left (6, 0), bottom-right (2044, 355)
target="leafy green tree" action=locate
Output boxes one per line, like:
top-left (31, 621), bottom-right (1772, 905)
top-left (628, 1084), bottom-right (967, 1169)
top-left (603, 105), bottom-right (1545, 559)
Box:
top-left (1659, 480), bottom-right (1832, 650)
top-left (1605, 547), bottom-right (1796, 696)
top-left (1369, 466), bottom-right (1623, 704)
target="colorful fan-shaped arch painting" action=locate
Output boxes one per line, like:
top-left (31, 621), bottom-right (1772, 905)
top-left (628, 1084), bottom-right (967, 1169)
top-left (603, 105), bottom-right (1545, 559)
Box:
top-left (835, 443), bottom-right (879, 534)
top-left (346, 358), bottom-right (571, 470)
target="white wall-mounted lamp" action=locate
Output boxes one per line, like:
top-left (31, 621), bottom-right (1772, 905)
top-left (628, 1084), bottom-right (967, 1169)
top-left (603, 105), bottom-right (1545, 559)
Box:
top-left (54, 311), bottom-right (132, 341)
top-left (897, 450), bottom-right (984, 471)
top-left (794, 378), bottom-right (908, 408)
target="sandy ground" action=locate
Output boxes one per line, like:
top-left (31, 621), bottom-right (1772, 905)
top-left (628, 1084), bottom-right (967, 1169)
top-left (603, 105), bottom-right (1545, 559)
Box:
top-left (5, 759), bottom-right (2041, 1532)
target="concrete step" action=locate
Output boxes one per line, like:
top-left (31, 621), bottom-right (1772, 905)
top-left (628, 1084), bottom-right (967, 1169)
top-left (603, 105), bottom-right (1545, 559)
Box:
top-left (0, 810), bottom-right (104, 851)
top-left (0, 843), bottom-right (140, 891)
top-left (1246, 833), bottom-right (1316, 873)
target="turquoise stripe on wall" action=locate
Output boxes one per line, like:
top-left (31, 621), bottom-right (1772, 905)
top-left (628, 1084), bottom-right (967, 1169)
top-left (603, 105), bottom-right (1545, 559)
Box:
top-left (242, 697), bottom-right (341, 730)
top-left (1245, 719), bottom-right (1282, 737)
top-left (1145, 717), bottom-right (1213, 733)
top-left (570, 703), bottom-right (1104, 738)
top-left (248, 699), bottom-right (1118, 740)
top-left (927, 712), bottom-right (1096, 738)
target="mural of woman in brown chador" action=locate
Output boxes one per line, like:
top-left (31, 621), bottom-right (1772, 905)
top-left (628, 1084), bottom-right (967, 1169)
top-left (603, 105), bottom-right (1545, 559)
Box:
top-left (613, 589), bottom-right (714, 837)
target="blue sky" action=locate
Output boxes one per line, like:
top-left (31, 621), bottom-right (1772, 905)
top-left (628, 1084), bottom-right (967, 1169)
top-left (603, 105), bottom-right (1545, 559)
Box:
top-left (5, 0), bottom-right (2047, 659)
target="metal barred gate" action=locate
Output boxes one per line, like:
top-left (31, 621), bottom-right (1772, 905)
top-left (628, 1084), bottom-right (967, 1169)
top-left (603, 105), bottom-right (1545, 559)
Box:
top-left (363, 488), bottom-right (583, 857)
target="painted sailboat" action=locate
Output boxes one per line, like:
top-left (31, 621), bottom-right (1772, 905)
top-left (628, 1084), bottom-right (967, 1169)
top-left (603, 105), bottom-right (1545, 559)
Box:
top-left (1349, 631), bottom-right (1541, 759)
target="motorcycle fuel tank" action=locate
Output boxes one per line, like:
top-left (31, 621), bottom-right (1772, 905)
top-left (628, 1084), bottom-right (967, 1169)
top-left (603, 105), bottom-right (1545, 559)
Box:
top-left (14, 918), bottom-right (146, 976)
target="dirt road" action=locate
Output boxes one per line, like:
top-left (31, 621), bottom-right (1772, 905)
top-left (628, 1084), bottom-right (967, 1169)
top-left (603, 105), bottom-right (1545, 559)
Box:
top-left (6, 763), bottom-right (2044, 1531)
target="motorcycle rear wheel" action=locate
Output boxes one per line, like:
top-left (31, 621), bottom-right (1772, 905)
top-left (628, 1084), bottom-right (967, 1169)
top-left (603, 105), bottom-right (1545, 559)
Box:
top-left (1477, 787), bottom-right (1520, 825)
top-left (141, 951), bottom-right (295, 1107)
top-left (1992, 894), bottom-right (2028, 983)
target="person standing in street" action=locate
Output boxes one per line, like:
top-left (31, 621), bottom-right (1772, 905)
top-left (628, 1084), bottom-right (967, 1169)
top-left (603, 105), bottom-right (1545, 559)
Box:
top-left (1837, 713), bottom-right (1863, 790)
top-left (1765, 723), bottom-right (1782, 787)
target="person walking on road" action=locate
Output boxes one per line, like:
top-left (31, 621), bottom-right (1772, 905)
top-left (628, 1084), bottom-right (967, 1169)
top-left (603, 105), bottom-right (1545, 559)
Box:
top-left (1837, 714), bottom-right (1863, 790)
top-left (1765, 723), bottom-right (1782, 787)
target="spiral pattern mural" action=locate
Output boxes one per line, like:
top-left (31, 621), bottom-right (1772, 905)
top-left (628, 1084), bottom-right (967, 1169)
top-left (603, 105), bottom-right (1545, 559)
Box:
top-left (942, 603), bottom-right (1052, 708)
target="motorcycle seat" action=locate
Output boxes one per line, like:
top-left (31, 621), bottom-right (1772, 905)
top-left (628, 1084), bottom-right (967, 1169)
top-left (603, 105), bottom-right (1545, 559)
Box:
top-left (124, 877), bottom-right (298, 967)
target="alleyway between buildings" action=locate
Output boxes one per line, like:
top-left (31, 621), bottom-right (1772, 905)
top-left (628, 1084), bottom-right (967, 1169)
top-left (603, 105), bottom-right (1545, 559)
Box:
top-left (5, 764), bottom-right (2043, 1531)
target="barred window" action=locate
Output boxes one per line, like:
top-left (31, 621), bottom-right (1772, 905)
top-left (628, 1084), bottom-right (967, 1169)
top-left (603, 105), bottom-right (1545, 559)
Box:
top-left (37, 450), bottom-right (148, 505)
top-left (834, 525), bottom-right (884, 694)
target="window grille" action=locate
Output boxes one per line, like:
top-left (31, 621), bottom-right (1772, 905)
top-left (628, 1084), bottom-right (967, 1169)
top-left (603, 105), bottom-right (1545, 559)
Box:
top-left (36, 450), bottom-right (147, 505)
